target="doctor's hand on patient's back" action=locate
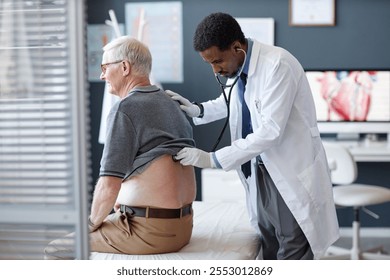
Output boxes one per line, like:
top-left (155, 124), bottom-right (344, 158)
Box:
top-left (174, 147), bottom-right (216, 169)
top-left (165, 90), bottom-right (200, 118)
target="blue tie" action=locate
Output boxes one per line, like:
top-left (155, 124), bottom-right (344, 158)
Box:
top-left (237, 73), bottom-right (252, 178)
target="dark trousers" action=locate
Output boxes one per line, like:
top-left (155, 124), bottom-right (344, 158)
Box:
top-left (255, 161), bottom-right (314, 260)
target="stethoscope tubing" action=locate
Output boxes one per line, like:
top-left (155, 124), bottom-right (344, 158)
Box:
top-left (210, 75), bottom-right (239, 152)
top-left (210, 49), bottom-right (247, 152)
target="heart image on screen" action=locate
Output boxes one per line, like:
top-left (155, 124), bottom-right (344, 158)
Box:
top-left (317, 71), bottom-right (374, 121)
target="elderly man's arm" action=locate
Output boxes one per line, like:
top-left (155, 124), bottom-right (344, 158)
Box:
top-left (88, 176), bottom-right (122, 232)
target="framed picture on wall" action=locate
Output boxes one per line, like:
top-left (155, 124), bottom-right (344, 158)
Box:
top-left (289, 0), bottom-right (336, 26)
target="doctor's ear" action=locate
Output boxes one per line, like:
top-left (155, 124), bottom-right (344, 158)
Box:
top-left (234, 46), bottom-right (243, 53)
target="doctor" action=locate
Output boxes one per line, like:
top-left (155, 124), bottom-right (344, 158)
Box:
top-left (168, 12), bottom-right (339, 260)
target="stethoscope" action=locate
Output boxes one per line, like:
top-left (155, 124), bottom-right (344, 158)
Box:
top-left (211, 48), bottom-right (247, 152)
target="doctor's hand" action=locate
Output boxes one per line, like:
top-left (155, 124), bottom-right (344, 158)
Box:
top-left (165, 90), bottom-right (200, 118)
top-left (175, 147), bottom-right (216, 169)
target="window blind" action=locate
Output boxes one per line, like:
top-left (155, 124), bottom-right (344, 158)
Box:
top-left (0, 0), bottom-right (90, 259)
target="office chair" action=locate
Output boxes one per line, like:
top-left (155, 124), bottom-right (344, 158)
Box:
top-left (322, 142), bottom-right (390, 260)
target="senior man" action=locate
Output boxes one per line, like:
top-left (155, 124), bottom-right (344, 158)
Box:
top-left (45, 36), bottom-right (196, 259)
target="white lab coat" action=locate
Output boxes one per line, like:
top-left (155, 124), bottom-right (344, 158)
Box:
top-left (194, 40), bottom-right (339, 259)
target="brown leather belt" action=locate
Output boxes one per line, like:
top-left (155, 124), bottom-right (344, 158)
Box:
top-left (120, 204), bottom-right (192, 219)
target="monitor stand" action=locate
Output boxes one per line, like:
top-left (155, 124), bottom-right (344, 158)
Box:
top-left (336, 132), bottom-right (360, 141)
top-left (387, 133), bottom-right (390, 147)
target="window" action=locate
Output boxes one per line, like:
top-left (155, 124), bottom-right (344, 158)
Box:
top-left (0, 0), bottom-right (90, 259)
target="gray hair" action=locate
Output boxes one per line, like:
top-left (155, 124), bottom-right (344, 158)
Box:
top-left (103, 36), bottom-right (152, 76)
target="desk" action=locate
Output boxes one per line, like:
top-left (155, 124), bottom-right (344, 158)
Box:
top-left (323, 140), bottom-right (390, 162)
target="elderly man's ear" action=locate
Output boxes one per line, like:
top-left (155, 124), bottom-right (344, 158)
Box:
top-left (122, 60), bottom-right (131, 76)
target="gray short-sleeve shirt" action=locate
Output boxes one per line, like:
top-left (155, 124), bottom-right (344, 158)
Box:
top-left (99, 85), bottom-right (195, 180)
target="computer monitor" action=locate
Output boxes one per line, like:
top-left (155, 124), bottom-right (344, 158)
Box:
top-left (306, 69), bottom-right (390, 139)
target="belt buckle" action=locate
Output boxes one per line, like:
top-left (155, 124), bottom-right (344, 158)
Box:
top-left (121, 205), bottom-right (134, 215)
top-left (128, 207), bottom-right (135, 215)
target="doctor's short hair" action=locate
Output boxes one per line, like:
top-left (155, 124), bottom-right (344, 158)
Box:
top-left (193, 12), bottom-right (245, 52)
top-left (102, 36), bottom-right (152, 76)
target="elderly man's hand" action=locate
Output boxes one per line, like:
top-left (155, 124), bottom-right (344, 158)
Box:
top-left (175, 147), bottom-right (215, 169)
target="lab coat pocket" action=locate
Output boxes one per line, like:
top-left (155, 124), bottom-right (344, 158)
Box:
top-left (297, 152), bottom-right (332, 212)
